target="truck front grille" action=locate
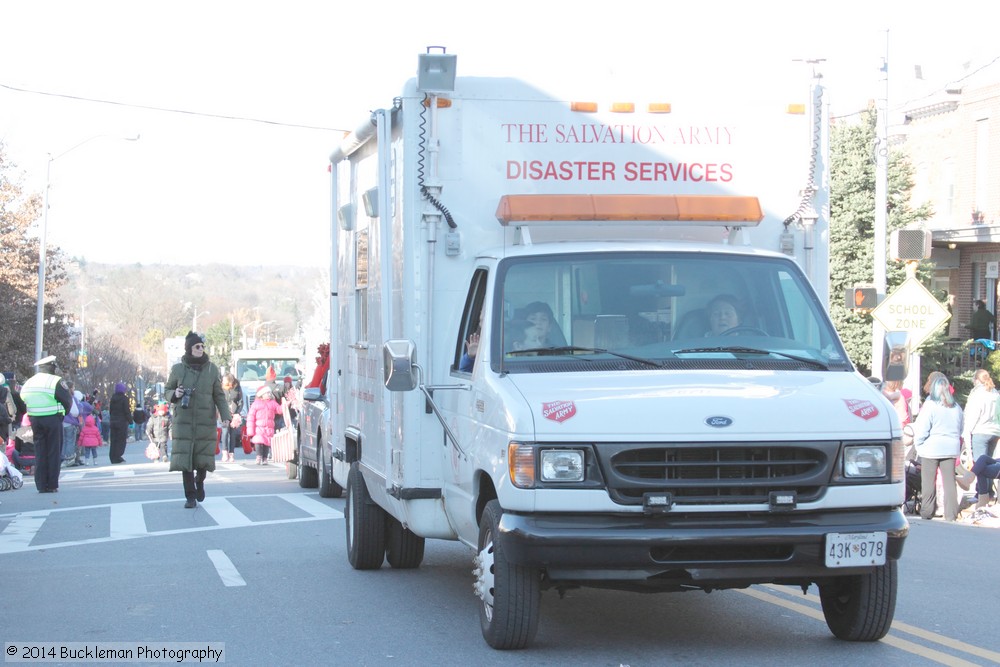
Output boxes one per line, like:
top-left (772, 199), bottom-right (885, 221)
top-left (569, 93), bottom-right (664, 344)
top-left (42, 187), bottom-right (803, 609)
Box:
top-left (599, 442), bottom-right (836, 505)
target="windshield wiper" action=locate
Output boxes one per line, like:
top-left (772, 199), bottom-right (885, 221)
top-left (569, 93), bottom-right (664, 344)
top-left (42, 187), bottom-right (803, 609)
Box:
top-left (673, 346), bottom-right (830, 370)
top-left (507, 346), bottom-right (665, 369)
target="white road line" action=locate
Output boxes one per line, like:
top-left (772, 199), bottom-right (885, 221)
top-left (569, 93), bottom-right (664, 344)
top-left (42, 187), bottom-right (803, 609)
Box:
top-left (0, 513), bottom-right (48, 554)
top-left (755, 584), bottom-right (1000, 665)
top-left (198, 498), bottom-right (253, 528)
top-left (109, 502), bottom-right (149, 539)
top-left (278, 493), bottom-right (343, 519)
top-left (0, 493), bottom-right (342, 554)
top-left (207, 549), bottom-right (246, 587)
top-left (739, 587), bottom-right (985, 666)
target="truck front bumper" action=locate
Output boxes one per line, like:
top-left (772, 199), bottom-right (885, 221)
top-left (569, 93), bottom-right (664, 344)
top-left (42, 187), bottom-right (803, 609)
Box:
top-left (498, 509), bottom-right (908, 590)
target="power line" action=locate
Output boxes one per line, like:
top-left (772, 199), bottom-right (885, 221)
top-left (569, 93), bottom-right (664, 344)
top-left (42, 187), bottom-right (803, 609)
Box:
top-left (0, 81), bottom-right (352, 133)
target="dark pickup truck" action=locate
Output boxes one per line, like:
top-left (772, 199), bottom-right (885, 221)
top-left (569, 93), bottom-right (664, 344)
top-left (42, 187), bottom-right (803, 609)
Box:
top-left (293, 373), bottom-right (342, 498)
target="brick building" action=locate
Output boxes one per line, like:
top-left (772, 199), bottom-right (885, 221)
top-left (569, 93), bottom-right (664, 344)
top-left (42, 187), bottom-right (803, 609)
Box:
top-left (897, 59), bottom-right (1000, 344)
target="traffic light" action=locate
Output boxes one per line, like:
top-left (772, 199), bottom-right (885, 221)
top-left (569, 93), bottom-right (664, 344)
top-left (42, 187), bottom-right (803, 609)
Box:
top-left (845, 286), bottom-right (877, 311)
top-left (78, 350), bottom-right (88, 368)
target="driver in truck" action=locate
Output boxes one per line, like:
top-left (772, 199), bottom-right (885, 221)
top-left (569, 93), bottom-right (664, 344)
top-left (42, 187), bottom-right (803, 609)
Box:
top-left (706, 294), bottom-right (743, 335)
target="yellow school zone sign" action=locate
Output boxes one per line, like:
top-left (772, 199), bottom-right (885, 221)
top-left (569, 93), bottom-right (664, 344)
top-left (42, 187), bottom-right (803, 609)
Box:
top-left (870, 278), bottom-right (951, 349)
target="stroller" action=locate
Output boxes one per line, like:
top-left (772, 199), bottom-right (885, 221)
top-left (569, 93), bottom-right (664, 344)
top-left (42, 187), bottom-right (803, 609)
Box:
top-left (0, 449), bottom-right (24, 491)
top-left (904, 458), bottom-right (921, 515)
top-left (903, 427), bottom-right (921, 515)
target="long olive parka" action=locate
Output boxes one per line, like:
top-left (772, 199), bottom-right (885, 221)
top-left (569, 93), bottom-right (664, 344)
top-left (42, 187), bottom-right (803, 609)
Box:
top-left (164, 354), bottom-right (232, 473)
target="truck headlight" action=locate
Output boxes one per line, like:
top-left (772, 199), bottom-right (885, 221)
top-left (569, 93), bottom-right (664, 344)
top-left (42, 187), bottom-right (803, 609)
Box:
top-left (540, 449), bottom-right (585, 482)
top-left (843, 445), bottom-right (887, 478)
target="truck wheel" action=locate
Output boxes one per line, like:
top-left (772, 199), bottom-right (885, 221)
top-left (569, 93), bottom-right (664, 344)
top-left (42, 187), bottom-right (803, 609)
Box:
top-left (474, 499), bottom-right (540, 649)
top-left (318, 453), bottom-right (343, 498)
top-left (299, 460), bottom-right (318, 489)
top-left (819, 561), bottom-right (897, 641)
top-left (286, 462), bottom-right (297, 479)
top-left (385, 516), bottom-right (424, 569)
top-left (345, 462), bottom-right (385, 570)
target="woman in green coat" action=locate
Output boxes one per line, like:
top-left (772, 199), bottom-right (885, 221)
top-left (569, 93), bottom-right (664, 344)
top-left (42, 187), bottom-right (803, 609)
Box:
top-left (165, 332), bottom-right (242, 508)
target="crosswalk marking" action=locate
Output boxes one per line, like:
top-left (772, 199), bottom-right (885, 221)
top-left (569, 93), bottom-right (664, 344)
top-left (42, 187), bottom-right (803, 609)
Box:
top-left (109, 502), bottom-right (148, 540)
top-left (0, 513), bottom-right (48, 553)
top-left (0, 493), bottom-right (343, 555)
top-left (277, 493), bottom-right (342, 519)
top-left (207, 549), bottom-right (247, 587)
top-left (199, 497), bottom-right (254, 528)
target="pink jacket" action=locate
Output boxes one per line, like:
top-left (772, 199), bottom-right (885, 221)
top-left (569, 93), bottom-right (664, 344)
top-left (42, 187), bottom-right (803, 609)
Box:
top-left (78, 415), bottom-right (103, 448)
top-left (247, 397), bottom-right (282, 445)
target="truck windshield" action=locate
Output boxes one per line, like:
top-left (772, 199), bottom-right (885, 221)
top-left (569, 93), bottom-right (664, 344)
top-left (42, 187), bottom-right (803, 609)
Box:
top-left (236, 358), bottom-right (301, 383)
top-left (493, 251), bottom-right (852, 373)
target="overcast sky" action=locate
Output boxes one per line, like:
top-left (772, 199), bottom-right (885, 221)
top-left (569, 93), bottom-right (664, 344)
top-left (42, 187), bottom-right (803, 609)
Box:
top-left (1, 0), bottom-right (996, 266)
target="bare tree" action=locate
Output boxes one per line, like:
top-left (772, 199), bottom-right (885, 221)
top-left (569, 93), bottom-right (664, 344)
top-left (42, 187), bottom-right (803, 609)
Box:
top-left (0, 142), bottom-right (74, 380)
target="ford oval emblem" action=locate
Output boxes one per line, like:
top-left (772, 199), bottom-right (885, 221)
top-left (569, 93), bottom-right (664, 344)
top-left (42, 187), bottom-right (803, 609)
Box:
top-left (705, 416), bottom-right (733, 428)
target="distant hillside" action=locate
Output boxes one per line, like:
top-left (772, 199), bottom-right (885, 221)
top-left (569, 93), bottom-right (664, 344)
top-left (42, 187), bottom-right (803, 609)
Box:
top-left (60, 259), bottom-right (325, 375)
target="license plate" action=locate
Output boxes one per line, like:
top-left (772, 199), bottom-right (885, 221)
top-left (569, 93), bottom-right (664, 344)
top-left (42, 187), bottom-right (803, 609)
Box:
top-left (825, 532), bottom-right (887, 567)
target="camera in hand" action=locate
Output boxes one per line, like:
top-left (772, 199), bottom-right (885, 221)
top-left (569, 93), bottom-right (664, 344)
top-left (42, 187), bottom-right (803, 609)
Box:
top-left (180, 386), bottom-right (195, 409)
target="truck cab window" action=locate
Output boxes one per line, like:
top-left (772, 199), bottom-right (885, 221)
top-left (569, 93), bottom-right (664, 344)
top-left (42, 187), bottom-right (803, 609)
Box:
top-left (454, 269), bottom-right (489, 373)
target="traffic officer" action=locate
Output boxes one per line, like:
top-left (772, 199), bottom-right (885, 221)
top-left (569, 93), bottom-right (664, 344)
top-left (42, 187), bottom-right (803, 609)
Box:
top-left (21, 355), bottom-right (74, 493)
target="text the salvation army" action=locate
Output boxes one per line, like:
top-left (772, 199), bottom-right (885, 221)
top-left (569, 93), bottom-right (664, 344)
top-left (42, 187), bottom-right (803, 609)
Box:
top-left (502, 123), bottom-right (734, 145)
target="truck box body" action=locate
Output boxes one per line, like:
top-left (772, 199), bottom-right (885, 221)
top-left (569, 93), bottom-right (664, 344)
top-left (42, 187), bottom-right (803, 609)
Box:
top-left (327, 57), bottom-right (907, 648)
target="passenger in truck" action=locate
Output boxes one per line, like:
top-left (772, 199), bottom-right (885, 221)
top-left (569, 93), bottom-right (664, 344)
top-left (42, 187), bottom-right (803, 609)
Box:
top-left (459, 329), bottom-right (480, 372)
top-left (514, 301), bottom-right (566, 347)
top-left (504, 319), bottom-right (544, 354)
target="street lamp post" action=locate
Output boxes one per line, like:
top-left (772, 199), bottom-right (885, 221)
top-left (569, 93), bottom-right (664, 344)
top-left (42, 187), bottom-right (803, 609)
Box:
top-left (80, 298), bottom-right (100, 353)
top-left (34, 134), bottom-right (140, 362)
top-left (252, 320), bottom-right (274, 345)
top-left (192, 309), bottom-right (210, 332)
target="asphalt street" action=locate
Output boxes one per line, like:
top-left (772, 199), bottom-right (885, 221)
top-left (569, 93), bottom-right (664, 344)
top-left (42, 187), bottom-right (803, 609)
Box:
top-left (2, 439), bottom-right (999, 666)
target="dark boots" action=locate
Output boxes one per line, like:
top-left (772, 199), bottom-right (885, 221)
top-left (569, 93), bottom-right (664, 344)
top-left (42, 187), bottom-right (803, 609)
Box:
top-left (182, 469), bottom-right (207, 507)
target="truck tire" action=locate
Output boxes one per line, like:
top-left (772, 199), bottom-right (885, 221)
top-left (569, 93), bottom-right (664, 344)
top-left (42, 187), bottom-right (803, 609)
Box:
top-left (385, 516), bottom-right (424, 569)
top-left (345, 462), bottom-right (385, 570)
top-left (298, 459), bottom-right (318, 489)
top-left (475, 500), bottom-right (540, 649)
top-left (819, 560), bottom-right (897, 641)
top-left (318, 452), bottom-right (343, 498)
top-left (286, 461), bottom-right (297, 479)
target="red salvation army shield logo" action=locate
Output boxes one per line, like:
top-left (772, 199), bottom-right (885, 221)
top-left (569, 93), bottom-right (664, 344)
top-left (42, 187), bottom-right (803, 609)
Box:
top-left (843, 399), bottom-right (879, 421)
top-left (542, 400), bottom-right (577, 423)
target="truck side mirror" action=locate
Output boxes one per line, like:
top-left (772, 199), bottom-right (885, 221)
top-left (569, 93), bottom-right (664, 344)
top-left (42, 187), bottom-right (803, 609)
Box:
top-left (383, 340), bottom-right (418, 391)
top-left (882, 332), bottom-right (910, 382)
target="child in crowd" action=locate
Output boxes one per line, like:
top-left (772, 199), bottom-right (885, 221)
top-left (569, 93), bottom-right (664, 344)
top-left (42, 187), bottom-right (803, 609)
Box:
top-left (145, 403), bottom-right (171, 463)
top-left (13, 414), bottom-right (35, 471)
top-left (77, 414), bottom-right (103, 465)
top-left (246, 385), bottom-right (281, 465)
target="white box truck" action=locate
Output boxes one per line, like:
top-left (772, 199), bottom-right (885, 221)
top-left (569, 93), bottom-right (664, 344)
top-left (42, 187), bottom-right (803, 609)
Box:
top-left (326, 50), bottom-right (908, 649)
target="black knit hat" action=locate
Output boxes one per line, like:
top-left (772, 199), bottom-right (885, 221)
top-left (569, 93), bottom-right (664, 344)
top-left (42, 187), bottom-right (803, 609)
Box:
top-left (184, 331), bottom-right (203, 355)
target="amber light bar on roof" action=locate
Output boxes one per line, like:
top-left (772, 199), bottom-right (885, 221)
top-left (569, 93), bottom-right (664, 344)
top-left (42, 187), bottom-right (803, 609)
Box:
top-left (495, 194), bottom-right (764, 226)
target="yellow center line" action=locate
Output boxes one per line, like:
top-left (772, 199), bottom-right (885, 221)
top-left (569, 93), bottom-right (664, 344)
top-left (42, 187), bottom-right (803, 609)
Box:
top-left (738, 589), bottom-right (972, 666)
top-left (760, 584), bottom-right (1000, 664)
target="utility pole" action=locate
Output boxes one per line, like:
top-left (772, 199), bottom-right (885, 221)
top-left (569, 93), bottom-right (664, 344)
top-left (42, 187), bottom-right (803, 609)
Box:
top-left (872, 30), bottom-right (890, 380)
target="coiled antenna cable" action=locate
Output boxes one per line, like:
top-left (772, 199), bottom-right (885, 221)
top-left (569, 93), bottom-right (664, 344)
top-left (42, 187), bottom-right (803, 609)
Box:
top-left (783, 83), bottom-right (823, 229)
top-left (417, 93), bottom-right (457, 228)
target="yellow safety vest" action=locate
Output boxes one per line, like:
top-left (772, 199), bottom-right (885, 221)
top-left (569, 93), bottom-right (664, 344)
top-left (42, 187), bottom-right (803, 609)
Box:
top-left (21, 373), bottom-right (64, 417)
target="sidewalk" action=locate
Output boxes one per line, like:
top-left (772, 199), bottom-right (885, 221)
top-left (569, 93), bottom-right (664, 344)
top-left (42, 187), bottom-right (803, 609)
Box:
top-left (957, 494), bottom-right (1000, 527)
top-left (908, 491), bottom-right (1000, 528)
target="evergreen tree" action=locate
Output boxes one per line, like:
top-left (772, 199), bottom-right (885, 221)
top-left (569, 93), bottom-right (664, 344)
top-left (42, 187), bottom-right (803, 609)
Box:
top-left (829, 108), bottom-right (933, 377)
